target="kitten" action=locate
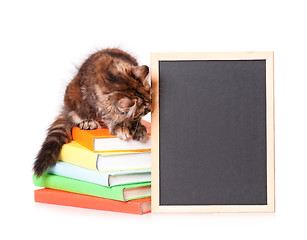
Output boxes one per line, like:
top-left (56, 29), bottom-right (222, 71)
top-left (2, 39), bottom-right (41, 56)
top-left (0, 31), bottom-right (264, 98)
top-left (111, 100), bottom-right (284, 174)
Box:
top-left (33, 48), bottom-right (152, 176)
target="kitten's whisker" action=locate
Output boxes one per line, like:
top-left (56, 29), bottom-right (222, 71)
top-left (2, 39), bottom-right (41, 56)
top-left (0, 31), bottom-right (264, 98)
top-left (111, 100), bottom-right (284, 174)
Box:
top-left (132, 119), bottom-right (140, 138)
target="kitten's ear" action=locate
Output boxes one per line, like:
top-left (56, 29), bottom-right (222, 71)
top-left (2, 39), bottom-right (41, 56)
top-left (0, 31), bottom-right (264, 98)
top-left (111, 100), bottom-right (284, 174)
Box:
top-left (132, 65), bottom-right (149, 84)
top-left (118, 97), bottom-right (135, 111)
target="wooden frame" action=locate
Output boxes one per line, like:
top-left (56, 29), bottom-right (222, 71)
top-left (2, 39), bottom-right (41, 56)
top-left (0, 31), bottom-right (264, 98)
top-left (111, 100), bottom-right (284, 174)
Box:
top-left (151, 52), bottom-right (275, 213)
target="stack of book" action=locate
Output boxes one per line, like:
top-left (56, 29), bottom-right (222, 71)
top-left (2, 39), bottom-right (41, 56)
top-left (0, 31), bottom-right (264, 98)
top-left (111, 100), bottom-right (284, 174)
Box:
top-left (33, 121), bottom-right (152, 215)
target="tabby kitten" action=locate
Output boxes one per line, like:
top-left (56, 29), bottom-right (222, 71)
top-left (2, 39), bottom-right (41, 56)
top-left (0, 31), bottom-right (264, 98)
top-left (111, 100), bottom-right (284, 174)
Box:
top-left (33, 48), bottom-right (152, 176)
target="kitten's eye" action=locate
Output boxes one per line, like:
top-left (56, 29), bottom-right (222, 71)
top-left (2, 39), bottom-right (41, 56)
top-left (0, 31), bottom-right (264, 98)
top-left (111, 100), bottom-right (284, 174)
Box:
top-left (120, 111), bottom-right (126, 115)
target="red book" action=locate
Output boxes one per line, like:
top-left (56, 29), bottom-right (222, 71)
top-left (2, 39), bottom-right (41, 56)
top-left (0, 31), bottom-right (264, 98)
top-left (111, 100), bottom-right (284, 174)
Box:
top-left (72, 120), bottom-right (151, 152)
top-left (34, 188), bottom-right (151, 215)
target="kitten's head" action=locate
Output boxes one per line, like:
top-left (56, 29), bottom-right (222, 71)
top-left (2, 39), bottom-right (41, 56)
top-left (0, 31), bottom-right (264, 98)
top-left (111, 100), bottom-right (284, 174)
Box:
top-left (99, 63), bottom-right (152, 123)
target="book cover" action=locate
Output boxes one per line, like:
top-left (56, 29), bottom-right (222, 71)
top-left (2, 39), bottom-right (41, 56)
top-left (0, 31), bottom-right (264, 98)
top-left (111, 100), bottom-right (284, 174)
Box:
top-left (58, 141), bottom-right (151, 171)
top-left (48, 161), bottom-right (151, 187)
top-left (72, 120), bottom-right (151, 152)
top-left (33, 174), bottom-right (151, 201)
top-left (35, 188), bottom-right (151, 215)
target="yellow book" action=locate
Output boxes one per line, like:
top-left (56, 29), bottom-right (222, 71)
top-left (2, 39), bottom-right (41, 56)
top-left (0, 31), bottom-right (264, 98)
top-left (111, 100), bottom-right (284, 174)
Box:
top-left (58, 141), bottom-right (151, 172)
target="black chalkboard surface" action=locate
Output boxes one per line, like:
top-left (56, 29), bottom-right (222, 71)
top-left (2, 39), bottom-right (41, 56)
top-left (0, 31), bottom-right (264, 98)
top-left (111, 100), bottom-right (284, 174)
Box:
top-left (151, 53), bottom-right (275, 213)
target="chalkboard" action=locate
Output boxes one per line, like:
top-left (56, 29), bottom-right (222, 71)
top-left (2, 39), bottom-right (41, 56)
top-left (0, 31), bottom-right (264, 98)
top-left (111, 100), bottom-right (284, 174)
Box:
top-left (151, 52), bottom-right (275, 213)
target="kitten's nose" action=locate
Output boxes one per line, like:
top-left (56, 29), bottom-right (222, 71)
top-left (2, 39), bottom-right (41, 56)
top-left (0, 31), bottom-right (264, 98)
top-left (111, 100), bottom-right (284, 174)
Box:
top-left (147, 104), bottom-right (153, 113)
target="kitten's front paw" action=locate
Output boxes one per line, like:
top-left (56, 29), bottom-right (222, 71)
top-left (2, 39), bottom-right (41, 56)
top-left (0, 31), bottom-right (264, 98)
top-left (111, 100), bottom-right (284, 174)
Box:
top-left (132, 124), bottom-right (148, 142)
top-left (115, 126), bottom-right (132, 141)
top-left (78, 120), bottom-right (99, 130)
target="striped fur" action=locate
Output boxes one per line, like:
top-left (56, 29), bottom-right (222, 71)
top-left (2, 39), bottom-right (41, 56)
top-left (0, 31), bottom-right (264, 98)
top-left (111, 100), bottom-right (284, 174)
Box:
top-left (33, 48), bottom-right (152, 176)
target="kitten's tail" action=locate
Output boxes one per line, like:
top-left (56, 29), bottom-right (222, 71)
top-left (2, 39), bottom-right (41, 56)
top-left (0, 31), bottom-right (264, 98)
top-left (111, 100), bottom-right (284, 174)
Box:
top-left (33, 113), bottom-right (73, 176)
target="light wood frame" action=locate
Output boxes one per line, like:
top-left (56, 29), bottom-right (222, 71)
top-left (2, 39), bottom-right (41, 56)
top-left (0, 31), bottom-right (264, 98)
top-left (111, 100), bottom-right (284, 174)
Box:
top-left (151, 52), bottom-right (275, 213)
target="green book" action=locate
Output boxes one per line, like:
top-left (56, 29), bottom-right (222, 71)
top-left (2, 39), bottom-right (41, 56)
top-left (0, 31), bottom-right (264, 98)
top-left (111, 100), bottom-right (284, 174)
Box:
top-left (33, 174), bottom-right (151, 201)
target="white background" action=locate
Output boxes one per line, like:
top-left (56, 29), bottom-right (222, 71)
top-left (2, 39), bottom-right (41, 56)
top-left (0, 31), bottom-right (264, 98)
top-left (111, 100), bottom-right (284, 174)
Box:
top-left (1, 0), bottom-right (306, 239)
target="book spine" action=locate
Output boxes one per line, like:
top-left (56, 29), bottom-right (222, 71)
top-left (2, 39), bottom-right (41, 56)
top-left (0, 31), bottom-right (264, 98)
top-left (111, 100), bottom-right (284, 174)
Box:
top-left (33, 174), bottom-right (125, 201)
top-left (34, 189), bottom-right (150, 215)
top-left (72, 127), bottom-right (95, 151)
top-left (58, 142), bottom-right (98, 171)
top-left (47, 161), bottom-right (110, 186)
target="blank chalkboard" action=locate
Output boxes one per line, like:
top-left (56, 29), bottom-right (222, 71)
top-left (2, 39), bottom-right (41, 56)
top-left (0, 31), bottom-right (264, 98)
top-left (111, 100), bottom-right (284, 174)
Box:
top-left (151, 52), bottom-right (275, 213)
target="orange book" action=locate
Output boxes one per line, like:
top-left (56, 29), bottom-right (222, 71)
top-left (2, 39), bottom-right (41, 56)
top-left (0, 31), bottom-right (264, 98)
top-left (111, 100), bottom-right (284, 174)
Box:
top-left (72, 120), bottom-right (151, 152)
top-left (34, 188), bottom-right (151, 215)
